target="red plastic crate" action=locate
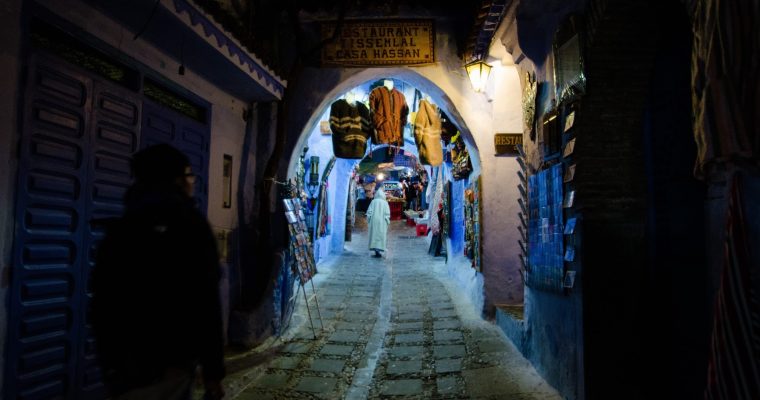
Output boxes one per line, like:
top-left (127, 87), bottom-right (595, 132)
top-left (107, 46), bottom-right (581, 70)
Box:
top-left (416, 224), bottom-right (428, 236)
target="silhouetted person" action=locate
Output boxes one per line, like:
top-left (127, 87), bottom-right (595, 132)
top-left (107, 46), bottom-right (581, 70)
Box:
top-left (366, 187), bottom-right (391, 257)
top-left (405, 180), bottom-right (418, 211)
top-left (92, 144), bottom-right (225, 400)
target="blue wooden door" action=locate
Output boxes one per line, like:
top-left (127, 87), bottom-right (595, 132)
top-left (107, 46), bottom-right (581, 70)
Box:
top-left (78, 80), bottom-right (142, 399)
top-left (6, 54), bottom-right (141, 399)
top-left (141, 100), bottom-right (210, 214)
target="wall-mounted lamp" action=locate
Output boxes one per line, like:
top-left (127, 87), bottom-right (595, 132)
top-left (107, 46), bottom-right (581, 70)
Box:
top-left (465, 60), bottom-right (492, 92)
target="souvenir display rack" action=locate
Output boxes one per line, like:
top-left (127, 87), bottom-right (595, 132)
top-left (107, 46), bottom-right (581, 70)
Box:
top-left (560, 101), bottom-right (579, 291)
top-left (526, 162), bottom-right (564, 292)
top-left (464, 176), bottom-right (482, 271)
top-left (283, 197), bottom-right (323, 339)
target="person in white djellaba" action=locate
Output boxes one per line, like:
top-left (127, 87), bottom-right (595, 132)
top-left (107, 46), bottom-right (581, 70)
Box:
top-left (366, 186), bottom-right (391, 258)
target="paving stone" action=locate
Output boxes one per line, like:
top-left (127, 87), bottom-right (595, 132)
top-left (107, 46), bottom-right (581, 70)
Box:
top-left (329, 330), bottom-right (362, 343)
top-left (434, 330), bottom-right (464, 342)
top-left (477, 339), bottom-right (506, 353)
top-left (397, 305), bottom-right (425, 313)
top-left (320, 295), bottom-right (346, 304)
top-left (432, 309), bottom-right (458, 319)
top-left (294, 376), bottom-right (338, 393)
top-left (434, 345), bottom-right (467, 358)
top-left (343, 312), bottom-right (375, 322)
top-left (395, 312), bottom-right (424, 321)
top-left (345, 305), bottom-right (375, 313)
top-left (394, 333), bottom-right (424, 344)
top-left (436, 358), bottom-right (462, 373)
top-left (430, 302), bottom-right (455, 310)
top-left (462, 367), bottom-right (516, 397)
top-left (252, 372), bottom-right (289, 389)
top-left (270, 356), bottom-right (300, 370)
top-left (380, 379), bottom-right (424, 396)
top-left (394, 321), bottom-right (424, 331)
top-left (386, 359), bottom-right (422, 375)
top-left (437, 376), bottom-right (460, 395)
top-left (309, 358), bottom-right (346, 373)
top-left (320, 344), bottom-right (354, 356)
top-left (335, 321), bottom-right (365, 330)
top-left (235, 391), bottom-right (276, 400)
top-left (387, 345), bottom-right (424, 359)
top-left (283, 342), bottom-right (312, 354)
top-left (434, 319), bottom-right (462, 329)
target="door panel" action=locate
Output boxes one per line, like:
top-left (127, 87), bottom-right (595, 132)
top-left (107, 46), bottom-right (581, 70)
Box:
top-left (141, 100), bottom-right (209, 214)
top-left (77, 81), bottom-right (142, 399)
top-left (8, 55), bottom-right (91, 400)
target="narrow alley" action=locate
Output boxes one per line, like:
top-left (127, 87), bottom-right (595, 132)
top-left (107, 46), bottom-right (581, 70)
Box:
top-left (224, 219), bottom-right (562, 399)
top-left (3, 1), bottom-right (757, 399)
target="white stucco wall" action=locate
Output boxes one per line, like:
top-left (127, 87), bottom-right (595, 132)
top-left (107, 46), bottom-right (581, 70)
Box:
top-left (39, 1), bottom-right (249, 234)
top-left (283, 21), bottom-right (525, 309)
top-left (0, 0), bottom-right (23, 392)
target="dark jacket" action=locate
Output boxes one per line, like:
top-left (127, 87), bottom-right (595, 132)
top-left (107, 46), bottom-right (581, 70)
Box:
top-left (92, 184), bottom-right (225, 394)
top-left (329, 99), bottom-right (372, 159)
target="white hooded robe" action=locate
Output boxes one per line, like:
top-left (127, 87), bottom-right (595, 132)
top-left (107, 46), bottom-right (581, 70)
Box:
top-left (366, 188), bottom-right (391, 251)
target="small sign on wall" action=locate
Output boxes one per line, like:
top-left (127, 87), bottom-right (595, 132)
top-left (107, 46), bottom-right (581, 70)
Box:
top-left (494, 133), bottom-right (523, 156)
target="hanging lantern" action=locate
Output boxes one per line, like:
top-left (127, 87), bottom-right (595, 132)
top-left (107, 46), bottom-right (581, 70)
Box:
top-left (465, 60), bottom-right (492, 92)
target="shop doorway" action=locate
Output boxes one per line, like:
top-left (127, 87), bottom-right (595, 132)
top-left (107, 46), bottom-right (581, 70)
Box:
top-left (288, 76), bottom-right (482, 272)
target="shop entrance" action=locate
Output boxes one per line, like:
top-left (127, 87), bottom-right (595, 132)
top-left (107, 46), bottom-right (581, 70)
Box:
top-left (288, 76), bottom-right (482, 273)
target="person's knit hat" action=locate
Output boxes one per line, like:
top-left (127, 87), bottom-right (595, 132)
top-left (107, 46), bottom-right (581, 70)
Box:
top-left (131, 143), bottom-right (190, 185)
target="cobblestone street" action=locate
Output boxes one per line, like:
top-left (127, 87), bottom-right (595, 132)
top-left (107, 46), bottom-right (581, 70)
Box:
top-left (225, 220), bottom-right (562, 399)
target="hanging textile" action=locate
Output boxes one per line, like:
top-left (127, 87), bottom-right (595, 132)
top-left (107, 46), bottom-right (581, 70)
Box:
top-left (414, 99), bottom-right (443, 166)
top-left (369, 85), bottom-right (409, 145)
top-left (440, 112), bottom-right (457, 145)
top-left (316, 183), bottom-right (330, 238)
top-left (329, 99), bottom-right (371, 159)
top-left (346, 177), bottom-right (356, 241)
top-left (690, 0), bottom-right (759, 177)
top-left (428, 167), bottom-right (445, 234)
top-left (315, 157), bottom-right (336, 239)
top-left (451, 133), bottom-right (472, 180)
top-left (705, 175), bottom-right (760, 400)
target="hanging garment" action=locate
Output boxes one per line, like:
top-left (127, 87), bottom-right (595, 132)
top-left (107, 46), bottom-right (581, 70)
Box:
top-left (691, 0), bottom-right (759, 178)
top-left (440, 112), bottom-right (457, 145)
top-left (414, 99), bottom-right (443, 166)
top-left (369, 86), bottom-right (409, 145)
top-left (704, 174), bottom-right (760, 400)
top-left (451, 135), bottom-right (472, 181)
top-left (329, 99), bottom-right (371, 159)
top-left (428, 167), bottom-right (444, 234)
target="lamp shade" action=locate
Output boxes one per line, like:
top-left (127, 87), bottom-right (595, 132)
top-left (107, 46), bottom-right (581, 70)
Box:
top-left (465, 60), bottom-right (492, 92)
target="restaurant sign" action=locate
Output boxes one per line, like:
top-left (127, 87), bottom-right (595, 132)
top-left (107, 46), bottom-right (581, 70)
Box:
top-left (321, 20), bottom-right (434, 66)
top-left (494, 133), bottom-right (523, 155)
